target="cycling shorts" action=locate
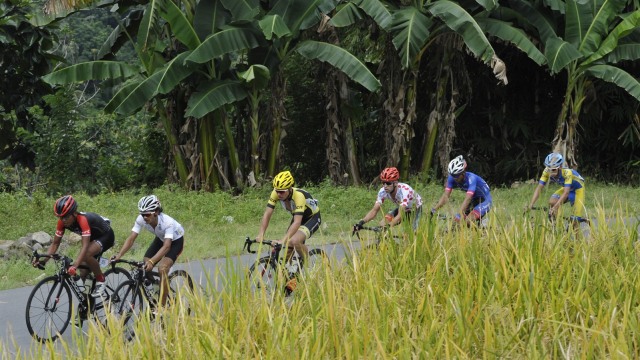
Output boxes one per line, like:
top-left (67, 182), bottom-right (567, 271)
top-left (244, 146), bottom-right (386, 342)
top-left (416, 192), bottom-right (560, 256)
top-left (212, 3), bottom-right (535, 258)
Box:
top-left (464, 197), bottom-right (492, 219)
top-left (387, 206), bottom-right (423, 231)
top-left (92, 228), bottom-right (115, 259)
top-left (289, 212), bottom-right (321, 240)
top-left (144, 237), bottom-right (184, 262)
top-left (551, 187), bottom-right (585, 218)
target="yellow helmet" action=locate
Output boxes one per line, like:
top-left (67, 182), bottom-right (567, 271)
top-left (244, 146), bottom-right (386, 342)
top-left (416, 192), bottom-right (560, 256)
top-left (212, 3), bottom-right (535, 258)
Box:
top-left (273, 171), bottom-right (294, 190)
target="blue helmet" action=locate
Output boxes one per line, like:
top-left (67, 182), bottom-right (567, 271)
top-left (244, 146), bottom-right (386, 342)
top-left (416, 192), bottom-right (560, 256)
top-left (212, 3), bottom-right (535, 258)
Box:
top-left (544, 153), bottom-right (564, 169)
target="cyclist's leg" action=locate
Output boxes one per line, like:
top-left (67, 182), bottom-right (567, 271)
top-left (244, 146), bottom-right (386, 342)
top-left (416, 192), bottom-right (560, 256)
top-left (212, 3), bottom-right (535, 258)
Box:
top-left (143, 237), bottom-right (164, 281)
top-left (289, 213), bottom-right (321, 261)
top-left (467, 197), bottom-right (491, 226)
top-left (155, 237), bottom-right (183, 307)
top-left (569, 188), bottom-right (585, 231)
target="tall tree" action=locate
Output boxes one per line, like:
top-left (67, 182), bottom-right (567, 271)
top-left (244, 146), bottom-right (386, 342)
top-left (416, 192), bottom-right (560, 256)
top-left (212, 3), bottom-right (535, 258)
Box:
top-left (510, 0), bottom-right (640, 168)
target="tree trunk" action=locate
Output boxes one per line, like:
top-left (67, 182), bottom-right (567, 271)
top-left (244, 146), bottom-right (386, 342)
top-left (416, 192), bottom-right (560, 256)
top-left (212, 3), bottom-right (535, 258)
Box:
top-left (198, 113), bottom-right (220, 191)
top-left (156, 101), bottom-right (189, 187)
top-left (552, 71), bottom-right (587, 169)
top-left (220, 110), bottom-right (243, 189)
top-left (420, 49), bottom-right (451, 177)
top-left (267, 71), bottom-right (287, 177)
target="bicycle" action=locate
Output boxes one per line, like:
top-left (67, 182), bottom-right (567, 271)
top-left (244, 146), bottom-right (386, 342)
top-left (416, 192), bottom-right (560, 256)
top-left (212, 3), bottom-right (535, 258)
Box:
top-left (244, 237), bottom-right (328, 296)
top-left (25, 251), bottom-right (127, 342)
top-left (528, 206), bottom-right (590, 236)
top-left (110, 259), bottom-right (195, 340)
top-left (351, 224), bottom-right (405, 249)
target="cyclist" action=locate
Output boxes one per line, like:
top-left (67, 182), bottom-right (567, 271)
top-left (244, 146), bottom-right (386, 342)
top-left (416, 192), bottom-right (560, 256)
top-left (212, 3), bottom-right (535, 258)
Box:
top-left (432, 155), bottom-right (492, 226)
top-left (256, 170), bottom-right (321, 262)
top-left (111, 195), bottom-right (185, 308)
top-left (355, 167), bottom-right (423, 231)
top-left (525, 152), bottom-right (586, 227)
top-left (32, 195), bottom-right (115, 297)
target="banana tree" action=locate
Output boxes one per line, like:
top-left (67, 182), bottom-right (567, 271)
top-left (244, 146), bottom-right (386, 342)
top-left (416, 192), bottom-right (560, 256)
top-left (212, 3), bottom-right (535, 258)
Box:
top-left (510, 0), bottom-right (640, 168)
top-left (332, 0), bottom-right (540, 177)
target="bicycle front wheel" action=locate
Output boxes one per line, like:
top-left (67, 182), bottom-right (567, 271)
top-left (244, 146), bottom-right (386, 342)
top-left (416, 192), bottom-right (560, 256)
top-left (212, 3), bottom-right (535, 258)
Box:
top-left (248, 257), bottom-right (278, 294)
top-left (25, 276), bottom-right (72, 342)
top-left (103, 266), bottom-right (131, 297)
top-left (168, 270), bottom-right (195, 315)
top-left (305, 248), bottom-right (329, 275)
top-left (112, 280), bottom-right (143, 341)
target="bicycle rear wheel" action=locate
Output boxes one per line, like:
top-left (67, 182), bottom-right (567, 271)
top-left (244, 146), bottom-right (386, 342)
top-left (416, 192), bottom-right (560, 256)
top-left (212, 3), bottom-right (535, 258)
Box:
top-left (248, 257), bottom-right (278, 295)
top-left (25, 276), bottom-right (72, 342)
top-left (112, 280), bottom-right (143, 341)
top-left (104, 266), bottom-right (131, 298)
top-left (168, 270), bottom-right (195, 315)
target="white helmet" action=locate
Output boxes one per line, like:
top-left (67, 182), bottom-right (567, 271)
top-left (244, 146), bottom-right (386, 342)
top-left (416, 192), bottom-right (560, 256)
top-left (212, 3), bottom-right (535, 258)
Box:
top-left (138, 195), bottom-right (161, 213)
top-left (448, 155), bottom-right (467, 176)
top-left (544, 153), bottom-right (564, 169)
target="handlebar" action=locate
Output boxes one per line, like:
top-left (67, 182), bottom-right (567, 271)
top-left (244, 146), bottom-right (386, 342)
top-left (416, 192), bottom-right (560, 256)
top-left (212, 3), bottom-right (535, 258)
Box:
top-left (351, 224), bottom-right (385, 236)
top-left (31, 250), bottom-right (72, 271)
top-left (109, 258), bottom-right (146, 268)
top-left (243, 237), bottom-right (280, 254)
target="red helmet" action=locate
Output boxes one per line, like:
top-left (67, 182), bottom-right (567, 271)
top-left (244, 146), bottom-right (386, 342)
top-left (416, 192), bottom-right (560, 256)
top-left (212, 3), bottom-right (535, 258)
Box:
top-left (380, 167), bottom-right (400, 182)
top-left (54, 195), bottom-right (77, 217)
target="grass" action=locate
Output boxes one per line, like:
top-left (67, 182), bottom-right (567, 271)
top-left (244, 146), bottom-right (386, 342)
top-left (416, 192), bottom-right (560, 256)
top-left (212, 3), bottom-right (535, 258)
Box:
top-left (2, 180), bottom-right (640, 357)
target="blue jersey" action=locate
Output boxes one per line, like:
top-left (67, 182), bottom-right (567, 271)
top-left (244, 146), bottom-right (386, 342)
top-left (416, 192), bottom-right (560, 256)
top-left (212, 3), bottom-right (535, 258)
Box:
top-left (445, 172), bottom-right (492, 200)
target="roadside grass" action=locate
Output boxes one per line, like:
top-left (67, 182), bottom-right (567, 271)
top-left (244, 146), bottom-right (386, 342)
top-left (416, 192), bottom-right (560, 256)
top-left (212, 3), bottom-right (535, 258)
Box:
top-left (0, 180), bottom-right (637, 291)
top-left (11, 202), bottom-right (640, 358)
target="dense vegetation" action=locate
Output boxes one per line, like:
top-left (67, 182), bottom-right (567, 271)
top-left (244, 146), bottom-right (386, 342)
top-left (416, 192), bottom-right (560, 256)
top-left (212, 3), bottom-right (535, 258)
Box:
top-left (0, 0), bottom-right (639, 196)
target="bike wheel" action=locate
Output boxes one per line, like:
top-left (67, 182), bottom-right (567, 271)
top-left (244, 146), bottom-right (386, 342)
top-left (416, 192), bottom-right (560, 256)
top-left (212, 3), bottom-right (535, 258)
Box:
top-left (25, 276), bottom-right (72, 342)
top-left (112, 280), bottom-right (143, 341)
top-left (304, 248), bottom-right (329, 275)
top-left (168, 270), bottom-right (195, 315)
top-left (103, 266), bottom-right (131, 298)
top-left (248, 257), bottom-right (278, 294)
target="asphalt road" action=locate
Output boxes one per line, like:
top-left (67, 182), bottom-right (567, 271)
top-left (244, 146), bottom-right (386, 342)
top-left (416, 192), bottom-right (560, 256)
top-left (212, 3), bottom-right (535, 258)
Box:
top-left (0, 241), bottom-right (355, 356)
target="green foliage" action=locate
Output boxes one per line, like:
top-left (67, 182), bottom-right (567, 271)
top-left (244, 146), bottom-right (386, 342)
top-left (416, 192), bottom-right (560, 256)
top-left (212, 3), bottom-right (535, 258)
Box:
top-left (16, 90), bottom-right (165, 194)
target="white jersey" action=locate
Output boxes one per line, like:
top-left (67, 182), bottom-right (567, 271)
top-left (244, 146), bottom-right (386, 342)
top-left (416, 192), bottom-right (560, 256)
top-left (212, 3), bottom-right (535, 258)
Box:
top-left (375, 182), bottom-right (423, 211)
top-left (132, 213), bottom-right (185, 241)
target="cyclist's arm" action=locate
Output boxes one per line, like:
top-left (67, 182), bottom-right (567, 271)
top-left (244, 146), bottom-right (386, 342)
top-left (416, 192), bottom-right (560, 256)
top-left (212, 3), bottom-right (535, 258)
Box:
top-left (34, 235), bottom-right (62, 267)
top-left (361, 202), bottom-right (382, 223)
top-left (257, 206), bottom-right (275, 242)
top-left (458, 193), bottom-right (474, 219)
top-left (71, 235), bottom-right (92, 268)
top-left (527, 183), bottom-right (545, 210)
top-left (282, 214), bottom-right (303, 243)
top-left (433, 189), bottom-right (451, 210)
top-left (112, 231), bottom-right (139, 261)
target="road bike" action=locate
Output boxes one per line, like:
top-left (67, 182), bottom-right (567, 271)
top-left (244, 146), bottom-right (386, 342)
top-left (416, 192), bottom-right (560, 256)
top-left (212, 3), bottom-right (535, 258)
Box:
top-left (351, 224), bottom-right (405, 249)
top-left (110, 259), bottom-right (195, 340)
top-left (25, 251), bottom-right (128, 342)
top-left (244, 237), bottom-right (327, 296)
top-left (528, 206), bottom-right (591, 237)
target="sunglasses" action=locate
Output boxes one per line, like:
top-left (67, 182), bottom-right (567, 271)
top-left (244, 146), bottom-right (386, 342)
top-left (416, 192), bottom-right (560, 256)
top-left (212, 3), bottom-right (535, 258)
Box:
top-left (141, 213), bottom-right (154, 218)
top-left (275, 189), bottom-right (289, 194)
top-left (383, 182), bottom-right (394, 186)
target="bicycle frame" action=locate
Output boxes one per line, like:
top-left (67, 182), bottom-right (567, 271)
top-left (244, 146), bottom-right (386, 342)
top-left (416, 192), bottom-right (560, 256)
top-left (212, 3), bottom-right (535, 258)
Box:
top-left (110, 259), bottom-right (160, 303)
top-left (243, 237), bottom-right (303, 274)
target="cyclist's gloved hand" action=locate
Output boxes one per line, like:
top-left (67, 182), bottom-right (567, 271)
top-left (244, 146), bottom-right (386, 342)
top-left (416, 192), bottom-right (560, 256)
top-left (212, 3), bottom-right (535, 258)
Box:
top-left (67, 266), bottom-right (77, 276)
top-left (431, 208), bottom-right (436, 215)
top-left (454, 213), bottom-right (462, 222)
top-left (354, 219), bottom-right (365, 230)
